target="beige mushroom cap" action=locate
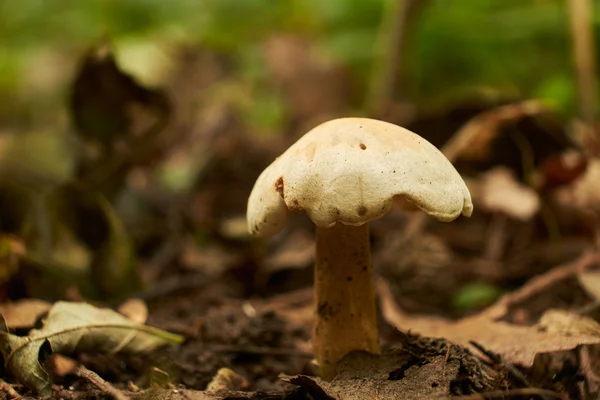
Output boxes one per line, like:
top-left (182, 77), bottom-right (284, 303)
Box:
top-left (247, 117), bottom-right (473, 236)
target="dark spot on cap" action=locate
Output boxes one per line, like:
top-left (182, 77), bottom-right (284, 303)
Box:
top-left (357, 206), bottom-right (367, 216)
top-left (289, 198), bottom-right (304, 212)
top-left (362, 265), bottom-right (368, 272)
top-left (275, 177), bottom-right (284, 197)
top-left (346, 276), bottom-right (353, 282)
top-left (359, 143), bottom-right (366, 150)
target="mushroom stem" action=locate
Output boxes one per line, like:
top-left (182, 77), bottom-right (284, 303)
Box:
top-left (313, 223), bottom-right (380, 380)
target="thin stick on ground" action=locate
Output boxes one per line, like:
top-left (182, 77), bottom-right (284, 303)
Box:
top-left (74, 365), bottom-right (130, 400)
top-left (484, 248), bottom-right (600, 319)
top-left (0, 379), bottom-right (23, 400)
top-left (469, 341), bottom-right (540, 395)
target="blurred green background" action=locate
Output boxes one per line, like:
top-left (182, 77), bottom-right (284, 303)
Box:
top-left (1, 0), bottom-right (597, 126)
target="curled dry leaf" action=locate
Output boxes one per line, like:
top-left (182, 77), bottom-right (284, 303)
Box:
top-left (0, 301), bottom-right (184, 396)
top-left (477, 166), bottom-right (540, 221)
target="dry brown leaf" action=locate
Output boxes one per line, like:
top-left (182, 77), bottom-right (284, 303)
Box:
top-left (0, 301), bottom-right (183, 395)
top-left (206, 368), bottom-right (247, 392)
top-left (443, 100), bottom-right (545, 162)
top-left (117, 298), bottom-right (148, 324)
top-left (539, 309), bottom-right (600, 337)
top-left (379, 278), bottom-right (600, 367)
top-left (577, 270), bottom-right (600, 301)
top-left (554, 158), bottom-right (600, 213)
top-left (477, 166), bottom-right (540, 220)
top-left (0, 299), bottom-right (51, 329)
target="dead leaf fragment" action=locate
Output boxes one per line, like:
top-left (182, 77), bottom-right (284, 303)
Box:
top-left (478, 166), bottom-right (540, 221)
top-left (0, 299), bottom-right (51, 329)
top-left (554, 157), bottom-right (600, 213)
top-left (206, 367), bottom-right (246, 392)
top-left (539, 309), bottom-right (600, 337)
top-left (0, 301), bottom-right (183, 396)
top-left (578, 270), bottom-right (600, 301)
top-left (117, 298), bottom-right (148, 324)
top-left (378, 278), bottom-right (600, 367)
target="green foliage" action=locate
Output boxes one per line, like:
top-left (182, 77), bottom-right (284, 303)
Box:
top-left (1, 0), bottom-right (599, 116)
top-left (453, 282), bottom-right (504, 312)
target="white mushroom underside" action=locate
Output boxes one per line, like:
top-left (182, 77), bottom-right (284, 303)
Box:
top-left (247, 118), bottom-right (473, 236)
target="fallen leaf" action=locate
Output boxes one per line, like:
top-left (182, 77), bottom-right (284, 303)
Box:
top-left (443, 100), bottom-right (545, 162)
top-left (378, 277), bottom-right (600, 367)
top-left (49, 354), bottom-right (78, 377)
top-left (0, 301), bottom-right (184, 395)
top-left (577, 270), bottom-right (600, 301)
top-left (477, 166), bottom-right (540, 221)
top-left (0, 299), bottom-right (51, 329)
top-left (539, 309), bottom-right (600, 337)
top-left (553, 157), bottom-right (600, 213)
top-left (206, 367), bottom-right (247, 392)
top-left (117, 298), bottom-right (148, 324)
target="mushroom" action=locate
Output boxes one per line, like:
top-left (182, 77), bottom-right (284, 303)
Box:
top-left (246, 117), bottom-right (473, 379)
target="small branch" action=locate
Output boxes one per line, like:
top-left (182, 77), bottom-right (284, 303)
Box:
top-left (469, 341), bottom-right (532, 388)
top-left (0, 379), bottom-right (22, 400)
top-left (484, 249), bottom-right (600, 318)
top-left (74, 365), bottom-right (130, 400)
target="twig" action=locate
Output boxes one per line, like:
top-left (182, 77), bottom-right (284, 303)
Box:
top-left (469, 341), bottom-right (532, 388)
top-left (448, 388), bottom-right (564, 399)
top-left (0, 379), bottom-right (22, 400)
top-left (484, 249), bottom-right (600, 318)
top-left (74, 365), bottom-right (130, 400)
top-left (567, 0), bottom-right (598, 127)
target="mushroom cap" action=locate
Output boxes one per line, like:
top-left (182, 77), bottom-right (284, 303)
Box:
top-left (247, 117), bottom-right (473, 236)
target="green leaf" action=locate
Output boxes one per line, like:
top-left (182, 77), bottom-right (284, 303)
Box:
top-left (0, 301), bottom-right (184, 396)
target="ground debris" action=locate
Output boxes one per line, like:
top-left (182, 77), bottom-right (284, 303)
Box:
top-left (380, 249), bottom-right (600, 367)
top-left (283, 349), bottom-right (467, 400)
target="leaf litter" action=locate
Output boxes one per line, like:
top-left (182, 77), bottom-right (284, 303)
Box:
top-left (0, 301), bottom-right (183, 396)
